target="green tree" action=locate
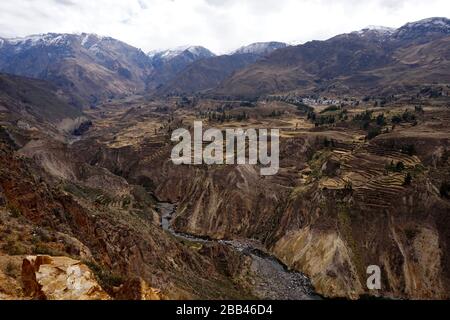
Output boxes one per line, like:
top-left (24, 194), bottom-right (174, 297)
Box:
top-left (403, 173), bottom-right (412, 186)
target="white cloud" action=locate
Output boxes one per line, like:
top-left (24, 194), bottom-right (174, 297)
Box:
top-left (0, 0), bottom-right (448, 53)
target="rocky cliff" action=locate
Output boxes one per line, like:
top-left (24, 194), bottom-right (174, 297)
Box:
top-left (69, 104), bottom-right (450, 299)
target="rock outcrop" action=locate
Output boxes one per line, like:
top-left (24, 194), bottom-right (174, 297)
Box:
top-left (21, 255), bottom-right (111, 300)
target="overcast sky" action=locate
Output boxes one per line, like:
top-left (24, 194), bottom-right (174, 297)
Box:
top-left (0, 0), bottom-right (448, 53)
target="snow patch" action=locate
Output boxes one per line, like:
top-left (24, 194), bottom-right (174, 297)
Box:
top-left (148, 45), bottom-right (215, 61)
top-left (81, 34), bottom-right (91, 47)
top-left (365, 25), bottom-right (395, 33)
top-left (231, 42), bottom-right (288, 55)
top-left (403, 17), bottom-right (450, 29)
top-left (7, 33), bottom-right (73, 48)
top-left (354, 25), bottom-right (395, 36)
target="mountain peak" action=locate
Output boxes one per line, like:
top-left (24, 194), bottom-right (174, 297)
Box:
top-left (2, 33), bottom-right (107, 49)
top-left (363, 25), bottom-right (395, 33)
top-left (351, 25), bottom-right (395, 39)
top-left (7, 33), bottom-right (71, 46)
top-left (393, 17), bottom-right (450, 41)
top-left (231, 41), bottom-right (288, 56)
top-left (148, 46), bottom-right (215, 62)
top-left (402, 17), bottom-right (450, 28)
top-left (0, 32), bottom-right (152, 106)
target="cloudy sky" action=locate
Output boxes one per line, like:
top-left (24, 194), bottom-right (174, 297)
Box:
top-left (0, 0), bottom-right (448, 53)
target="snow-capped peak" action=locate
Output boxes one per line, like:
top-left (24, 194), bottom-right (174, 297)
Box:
top-left (393, 17), bottom-right (450, 40)
top-left (365, 25), bottom-right (395, 33)
top-left (7, 33), bottom-right (72, 46)
top-left (80, 33), bottom-right (102, 47)
top-left (147, 45), bottom-right (215, 62)
top-left (185, 46), bottom-right (214, 57)
top-left (79, 33), bottom-right (110, 48)
top-left (0, 33), bottom-right (118, 53)
top-left (401, 17), bottom-right (450, 29)
top-left (354, 25), bottom-right (395, 37)
top-left (231, 42), bottom-right (288, 56)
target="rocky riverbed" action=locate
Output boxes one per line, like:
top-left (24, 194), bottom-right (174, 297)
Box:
top-left (156, 202), bottom-right (320, 300)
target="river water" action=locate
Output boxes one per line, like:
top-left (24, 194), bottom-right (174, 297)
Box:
top-left (156, 202), bottom-right (320, 300)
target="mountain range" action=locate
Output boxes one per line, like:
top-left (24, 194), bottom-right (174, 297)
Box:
top-left (0, 17), bottom-right (449, 105)
top-left (213, 17), bottom-right (450, 99)
top-left (0, 33), bottom-right (152, 107)
top-left (146, 45), bottom-right (216, 90)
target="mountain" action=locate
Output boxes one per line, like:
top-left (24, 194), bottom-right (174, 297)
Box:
top-left (151, 42), bottom-right (287, 95)
top-left (0, 33), bottom-right (153, 107)
top-left (155, 53), bottom-right (260, 95)
top-left (0, 73), bottom-right (89, 135)
top-left (231, 41), bottom-right (288, 56)
top-left (392, 17), bottom-right (450, 43)
top-left (147, 46), bottom-right (216, 89)
top-left (148, 45), bottom-right (215, 65)
top-left (212, 17), bottom-right (450, 99)
top-left (350, 26), bottom-right (395, 41)
top-left (1, 17), bottom-right (448, 103)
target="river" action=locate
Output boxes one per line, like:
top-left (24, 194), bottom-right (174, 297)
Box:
top-left (156, 202), bottom-right (320, 300)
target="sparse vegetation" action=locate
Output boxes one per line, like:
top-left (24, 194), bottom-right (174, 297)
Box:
top-left (295, 102), bottom-right (313, 114)
top-left (351, 111), bottom-right (389, 139)
top-left (206, 110), bottom-right (249, 123)
top-left (314, 114), bottom-right (336, 126)
top-left (308, 150), bottom-right (332, 179)
top-left (353, 110), bottom-right (373, 130)
top-left (367, 126), bottom-right (382, 140)
top-left (307, 107), bottom-right (349, 126)
top-left (337, 205), bottom-right (364, 280)
top-left (400, 144), bottom-right (416, 156)
top-left (391, 110), bottom-right (418, 125)
top-left (32, 243), bottom-right (56, 255)
top-left (34, 227), bottom-right (52, 243)
top-left (320, 105), bottom-right (340, 113)
top-left (7, 205), bottom-right (21, 218)
top-left (415, 105), bottom-right (424, 113)
top-left (270, 110), bottom-right (283, 118)
top-left (403, 173), bottom-right (412, 186)
top-left (238, 101), bottom-right (255, 108)
top-left (4, 261), bottom-right (19, 278)
top-left (376, 113), bottom-right (386, 126)
top-left (391, 115), bottom-right (402, 124)
top-left (307, 111), bottom-right (316, 122)
top-left (84, 261), bottom-right (125, 292)
top-left (344, 181), bottom-right (353, 192)
top-left (405, 228), bottom-right (418, 241)
top-left (386, 161), bottom-right (405, 173)
top-left (2, 239), bottom-right (27, 255)
top-left (322, 137), bottom-right (336, 148)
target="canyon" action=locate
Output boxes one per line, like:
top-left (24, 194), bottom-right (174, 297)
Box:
top-left (0, 17), bottom-right (449, 300)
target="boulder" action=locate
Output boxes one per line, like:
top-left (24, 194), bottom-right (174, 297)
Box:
top-left (21, 255), bottom-right (110, 300)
